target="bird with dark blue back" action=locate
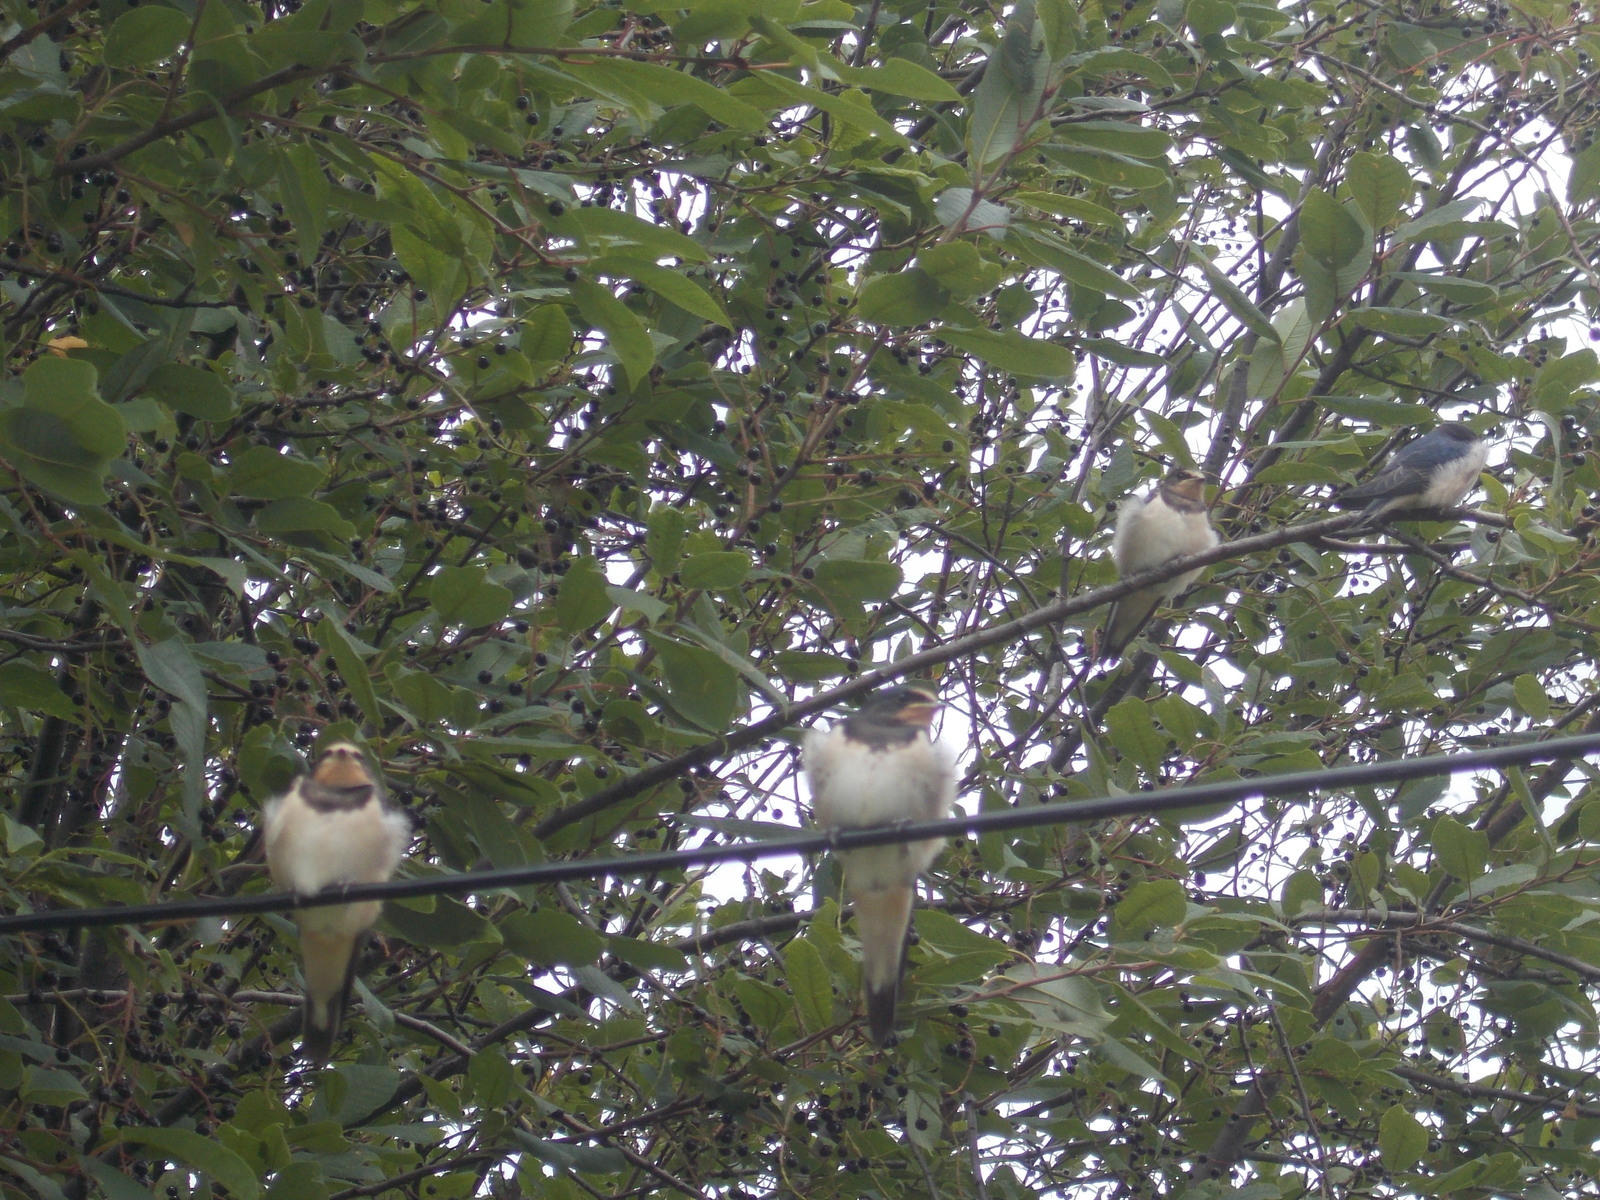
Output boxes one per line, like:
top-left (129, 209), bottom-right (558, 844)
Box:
top-left (1335, 422), bottom-right (1487, 530)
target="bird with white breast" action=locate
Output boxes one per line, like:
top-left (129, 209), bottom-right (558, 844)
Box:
top-left (263, 742), bottom-right (412, 1064)
top-left (803, 684), bottom-right (957, 1045)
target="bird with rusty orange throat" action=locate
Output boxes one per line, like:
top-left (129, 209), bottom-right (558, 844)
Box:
top-left (263, 742), bottom-right (412, 1064)
top-left (803, 684), bottom-right (957, 1045)
top-left (1100, 467), bottom-right (1219, 662)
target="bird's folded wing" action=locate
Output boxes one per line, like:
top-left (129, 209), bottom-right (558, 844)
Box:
top-left (1338, 464), bottom-right (1426, 505)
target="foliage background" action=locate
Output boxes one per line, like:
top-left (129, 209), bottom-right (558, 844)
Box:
top-left (2, 0), bottom-right (1599, 1196)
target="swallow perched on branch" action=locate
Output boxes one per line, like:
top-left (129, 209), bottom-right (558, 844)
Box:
top-left (1334, 421), bottom-right (1487, 530)
top-left (263, 742), bottom-right (412, 1064)
top-left (802, 684), bottom-right (957, 1045)
top-left (1100, 468), bottom-right (1220, 662)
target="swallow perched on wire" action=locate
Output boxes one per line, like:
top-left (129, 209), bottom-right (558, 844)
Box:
top-left (1100, 468), bottom-right (1220, 662)
top-left (1334, 421), bottom-right (1487, 530)
top-left (802, 684), bottom-right (957, 1045)
top-left (263, 742), bottom-right (412, 1064)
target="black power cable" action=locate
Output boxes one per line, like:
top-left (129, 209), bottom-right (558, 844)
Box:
top-left (1, 729), bottom-right (1593, 936)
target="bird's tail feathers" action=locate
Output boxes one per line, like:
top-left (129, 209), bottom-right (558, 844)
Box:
top-left (1100, 592), bottom-right (1161, 663)
top-left (1342, 499), bottom-right (1393, 534)
top-left (865, 980), bottom-right (900, 1047)
top-left (852, 885), bottom-right (914, 1045)
top-left (298, 929), bottom-right (365, 1064)
top-left (299, 999), bottom-right (340, 1066)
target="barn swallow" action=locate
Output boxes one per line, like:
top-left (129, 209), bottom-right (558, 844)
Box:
top-left (1100, 468), bottom-right (1219, 661)
top-left (263, 742), bottom-right (412, 1064)
top-left (1335, 421), bottom-right (1487, 529)
top-left (802, 684), bottom-right (957, 1045)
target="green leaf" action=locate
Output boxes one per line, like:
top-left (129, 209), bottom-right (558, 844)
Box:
top-left (429, 565), bottom-right (513, 627)
top-left (446, 0), bottom-right (574, 44)
top-left (1193, 253), bottom-right (1277, 342)
top-left (1378, 1103), bottom-right (1428, 1171)
top-left (771, 650), bottom-right (852, 683)
top-left (1065, 47), bottom-right (1174, 89)
top-left (317, 617), bottom-right (383, 729)
top-left (606, 585), bottom-right (667, 623)
top-left (1040, 148), bottom-right (1168, 188)
top-left (606, 935), bottom-right (689, 974)
top-left (552, 556), bottom-right (614, 632)
top-left (571, 278), bottom-right (655, 387)
top-left (1280, 869), bottom-right (1325, 918)
top-left (522, 305), bottom-right (575, 369)
top-left (1187, 0), bottom-right (1234, 36)
top-left (143, 362), bottom-right (236, 419)
top-left (1300, 186), bottom-right (1369, 269)
top-left (113, 1128), bottom-right (260, 1200)
top-left (918, 243), bottom-right (1002, 302)
top-left (0, 662), bottom-right (76, 719)
top-left (1011, 227), bottom-right (1139, 299)
top-left (1245, 297), bottom-right (1315, 396)
top-left (1111, 879), bottom-right (1187, 941)
top-left (1055, 121), bottom-right (1173, 159)
top-left (856, 270), bottom-right (951, 325)
top-left (103, 6), bottom-right (191, 68)
top-left (1104, 698), bottom-right (1167, 772)
top-left (0, 356), bottom-right (125, 504)
top-left (679, 550), bottom-right (751, 590)
top-left (742, 72), bottom-right (906, 146)
top-left (468, 1048), bottom-right (515, 1108)
top-left (1317, 395), bottom-right (1436, 424)
top-left (21, 1065), bottom-right (88, 1106)
top-left (645, 634), bottom-right (742, 731)
top-left (1392, 198), bottom-right (1486, 246)
top-left (562, 206), bottom-right (712, 264)
top-left (1513, 674), bottom-right (1549, 721)
top-left (228, 444), bottom-right (327, 499)
top-left (384, 895), bottom-right (500, 949)
top-left (558, 56), bottom-right (767, 131)
top-left (252, 497), bottom-right (354, 537)
top-left (646, 506), bottom-right (688, 576)
top-left (81, 1161), bottom-right (150, 1200)
top-left (136, 637), bottom-right (207, 715)
top-left (134, 636), bottom-right (207, 812)
top-left (1349, 307), bottom-right (1453, 337)
top-left (938, 326), bottom-right (1079, 378)
top-left (593, 257), bottom-right (731, 327)
top-left (391, 225), bottom-right (469, 311)
top-left (514, 1131), bottom-right (631, 1175)
top-left (1298, 187), bottom-right (1369, 317)
top-left (1392, 271), bottom-right (1498, 306)
top-left (808, 559), bottom-right (901, 613)
top-left (904, 1087), bottom-right (942, 1150)
top-left (501, 909), bottom-right (605, 967)
top-left (1432, 814), bottom-right (1488, 883)
top-left (913, 909), bottom-right (1012, 966)
top-left (1012, 190), bottom-right (1123, 227)
top-left (385, 665), bottom-right (464, 725)
top-left (1346, 150), bottom-right (1411, 230)
top-left (1572, 140), bottom-right (1600, 206)
top-left (1428, 1154), bottom-right (1519, 1194)
top-left (1003, 963), bottom-right (1115, 1038)
top-left (840, 57), bottom-right (961, 101)
top-left (1532, 350), bottom-right (1600, 413)
top-left (784, 937), bottom-right (833, 1032)
top-left (968, 13), bottom-right (1046, 168)
top-left (273, 143), bottom-right (331, 260)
